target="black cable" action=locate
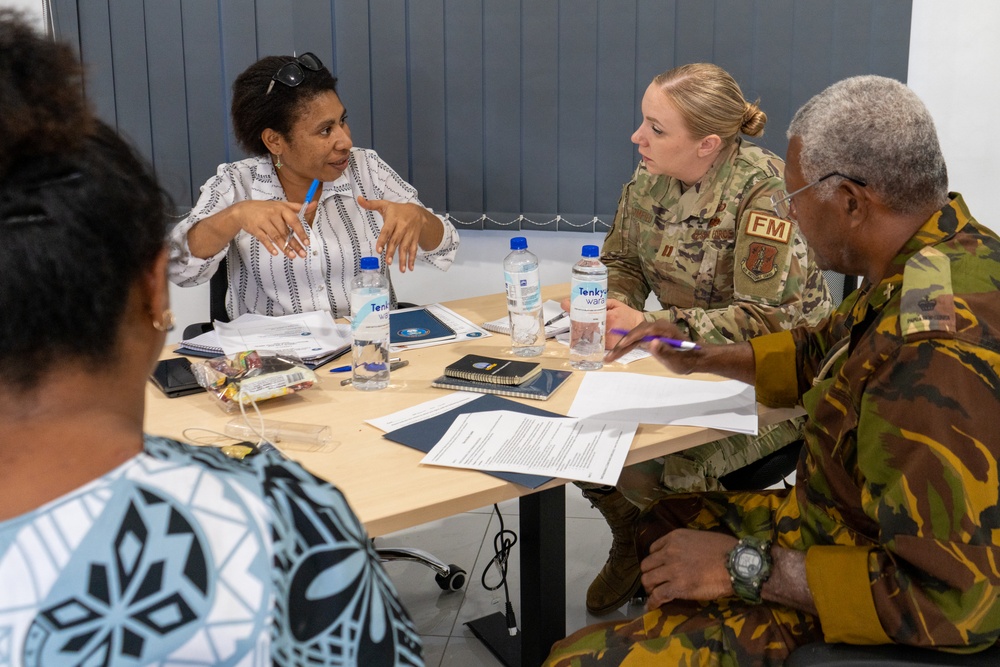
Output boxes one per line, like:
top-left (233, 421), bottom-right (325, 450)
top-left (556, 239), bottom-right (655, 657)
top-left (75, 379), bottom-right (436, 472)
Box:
top-left (480, 503), bottom-right (518, 635)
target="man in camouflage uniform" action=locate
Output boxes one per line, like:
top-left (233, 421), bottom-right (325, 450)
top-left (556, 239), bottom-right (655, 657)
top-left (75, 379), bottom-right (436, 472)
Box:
top-left (547, 76), bottom-right (1000, 665)
top-left (579, 134), bottom-right (833, 616)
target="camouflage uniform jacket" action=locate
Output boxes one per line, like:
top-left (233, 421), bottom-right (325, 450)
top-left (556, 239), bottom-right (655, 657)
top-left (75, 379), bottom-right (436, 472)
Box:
top-left (602, 138), bottom-right (832, 344)
top-left (749, 193), bottom-right (1000, 650)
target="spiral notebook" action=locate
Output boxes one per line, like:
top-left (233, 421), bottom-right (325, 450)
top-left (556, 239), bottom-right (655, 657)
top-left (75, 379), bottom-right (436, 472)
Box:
top-left (431, 368), bottom-right (572, 401)
top-left (481, 300), bottom-right (570, 338)
top-left (444, 354), bottom-right (542, 385)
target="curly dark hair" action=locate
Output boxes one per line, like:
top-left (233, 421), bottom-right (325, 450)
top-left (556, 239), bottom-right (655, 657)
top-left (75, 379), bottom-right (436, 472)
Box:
top-left (0, 10), bottom-right (169, 390)
top-left (0, 10), bottom-right (93, 178)
top-left (231, 54), bottom-right (339, 155)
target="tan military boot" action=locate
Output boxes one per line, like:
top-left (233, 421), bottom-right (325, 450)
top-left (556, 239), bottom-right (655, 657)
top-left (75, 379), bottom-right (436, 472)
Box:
top-left (582, 487), bottom-right (642, 615)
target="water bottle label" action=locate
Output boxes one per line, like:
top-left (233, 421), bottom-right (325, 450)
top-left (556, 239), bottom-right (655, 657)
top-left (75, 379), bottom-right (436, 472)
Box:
top-left (571, 278), bottom-right (608, 323)
top-left (351, 293), bottom-right (390, 338)
top-left (504, 270), bottom-right (541, 313)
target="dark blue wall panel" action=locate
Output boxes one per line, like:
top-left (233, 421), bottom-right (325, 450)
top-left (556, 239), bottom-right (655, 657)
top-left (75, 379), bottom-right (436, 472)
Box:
top-left (52, 0), bottom-right (912, 229)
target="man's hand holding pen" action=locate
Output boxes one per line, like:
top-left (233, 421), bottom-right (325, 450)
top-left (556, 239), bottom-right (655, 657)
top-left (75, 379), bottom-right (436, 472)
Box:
top-left (605, 321), bottom-right (703, 375)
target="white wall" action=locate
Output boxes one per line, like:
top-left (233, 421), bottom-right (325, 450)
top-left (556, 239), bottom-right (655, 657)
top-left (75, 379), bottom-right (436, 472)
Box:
top-left (908, 0), bottom-right (999, 230)
top-left (0, 0), bottom-right (42, 23)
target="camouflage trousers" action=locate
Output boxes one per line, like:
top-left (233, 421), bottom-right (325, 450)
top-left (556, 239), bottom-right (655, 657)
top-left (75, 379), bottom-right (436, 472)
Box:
top-left (577, 416), bottom-right (805, 509)
top-left (544, 489), bottom-right (823, 667)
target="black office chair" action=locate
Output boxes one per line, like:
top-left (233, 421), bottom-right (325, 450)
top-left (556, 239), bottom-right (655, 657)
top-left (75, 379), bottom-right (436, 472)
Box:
top-left (179, 258), bottom-right (467, 591)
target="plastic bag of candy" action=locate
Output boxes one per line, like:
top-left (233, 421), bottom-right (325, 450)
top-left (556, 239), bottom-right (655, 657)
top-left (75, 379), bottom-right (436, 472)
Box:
top-left (190, 350), bottom-right (318, 412)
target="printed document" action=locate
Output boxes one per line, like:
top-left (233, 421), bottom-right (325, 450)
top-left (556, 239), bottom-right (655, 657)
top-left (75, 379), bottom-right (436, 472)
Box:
top-left (366, 392), bottom-right (482, 432)
top-left (420, 410), bottom-right (638, 486)
top-left (568, 372), bottom-right (758, 434)
top-left (214, 311), bottom-right (351, 359)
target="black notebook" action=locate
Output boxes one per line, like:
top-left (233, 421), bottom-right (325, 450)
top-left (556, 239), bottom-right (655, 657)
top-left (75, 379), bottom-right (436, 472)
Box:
top-left (431, 368), bottom-right (572, 401)
top-left (444, 354), bottom-right (542, 385)
top-left (390, 307), bottom-right (457, 346)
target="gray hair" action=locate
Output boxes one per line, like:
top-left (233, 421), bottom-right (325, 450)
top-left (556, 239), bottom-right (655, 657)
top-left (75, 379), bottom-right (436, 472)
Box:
top-left (787, 75), bottom-right (948, 214)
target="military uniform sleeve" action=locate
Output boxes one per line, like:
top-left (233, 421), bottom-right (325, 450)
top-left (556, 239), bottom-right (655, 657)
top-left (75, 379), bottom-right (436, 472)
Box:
top-left (656, 186), bottom-right (833, 344)
top-left (750, 296), bottom-right (852, 407)
top-left (167, 164), bottom-right (240, 287)
top-left (602, 174), bottom-right (654, 311)
top-left (805, 338), bottom-right (1000, 650)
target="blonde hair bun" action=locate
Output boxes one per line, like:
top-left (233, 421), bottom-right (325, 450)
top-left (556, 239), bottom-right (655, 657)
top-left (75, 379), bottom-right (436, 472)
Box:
top-left (654, 63), bottom-right (767, 143)
top-left (741, 101), bottom-right (767, 137)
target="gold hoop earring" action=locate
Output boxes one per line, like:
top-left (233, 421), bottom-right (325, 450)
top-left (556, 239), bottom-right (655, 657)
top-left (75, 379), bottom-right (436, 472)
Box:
top-left (274, 154), bottom-right (283, 170)
top-left (152, 309), bottom-right (175, 333)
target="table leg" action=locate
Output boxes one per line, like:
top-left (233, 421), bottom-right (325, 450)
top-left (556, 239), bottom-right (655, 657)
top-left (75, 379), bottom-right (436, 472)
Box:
top-left (466, 485), bottom-right (567, 667)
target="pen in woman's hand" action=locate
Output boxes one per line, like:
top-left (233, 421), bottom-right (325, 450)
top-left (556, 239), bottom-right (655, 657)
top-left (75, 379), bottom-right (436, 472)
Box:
top-left (608, 328), bottom-right (701, 351)
top-left (286, 178), bottom-right (321, 250)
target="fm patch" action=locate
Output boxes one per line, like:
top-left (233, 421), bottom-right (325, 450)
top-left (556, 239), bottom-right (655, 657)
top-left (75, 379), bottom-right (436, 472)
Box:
top-left (745, 212), bottom-right (792, 244)
top-left (741, 242), bottom-right (779, 282)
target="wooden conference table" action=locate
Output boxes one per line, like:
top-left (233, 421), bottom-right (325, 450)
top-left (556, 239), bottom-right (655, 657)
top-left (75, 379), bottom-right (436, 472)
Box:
top-left (145, 285), bottom-right (802, 667)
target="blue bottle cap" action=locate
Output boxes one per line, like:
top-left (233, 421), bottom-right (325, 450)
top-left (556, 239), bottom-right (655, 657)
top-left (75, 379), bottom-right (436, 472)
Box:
top-left (582, 245), bottom-right (599, 257)
top-left (360, 256), bottom-right (380, 270)
top-left (510, 236), bottom-right (527, 250)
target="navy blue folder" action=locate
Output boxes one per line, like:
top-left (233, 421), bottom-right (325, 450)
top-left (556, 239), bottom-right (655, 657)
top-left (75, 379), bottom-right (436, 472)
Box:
top-left (382, 394), bottom-right (563, 488)
top-left (390, 307), bottom-right (457, 346)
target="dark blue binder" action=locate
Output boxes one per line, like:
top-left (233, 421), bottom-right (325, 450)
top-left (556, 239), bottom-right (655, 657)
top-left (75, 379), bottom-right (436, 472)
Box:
top-left (383, 394), bottom-right (563, 488)
top-left (390, 307), bottom-right (457, 346)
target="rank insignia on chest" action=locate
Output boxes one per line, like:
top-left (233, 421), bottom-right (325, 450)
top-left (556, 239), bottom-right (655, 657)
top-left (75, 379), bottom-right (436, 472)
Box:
top-left (745, 212), bottom-right (792, 244)
top-left (741, 242), bottom-right (779, 282)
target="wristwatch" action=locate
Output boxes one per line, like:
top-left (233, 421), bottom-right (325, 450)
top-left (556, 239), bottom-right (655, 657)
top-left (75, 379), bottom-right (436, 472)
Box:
top-left (726, 536), bottom-right (773, 604)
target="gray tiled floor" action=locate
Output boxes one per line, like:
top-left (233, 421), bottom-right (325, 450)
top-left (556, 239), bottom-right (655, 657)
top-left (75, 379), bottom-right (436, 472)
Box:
top-left (377, 486), bottom-right (647, 666)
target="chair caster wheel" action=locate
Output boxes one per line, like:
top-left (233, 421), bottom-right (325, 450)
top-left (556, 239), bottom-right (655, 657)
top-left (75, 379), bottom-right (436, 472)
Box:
top-left (435, 565), bottom-right (467, 591)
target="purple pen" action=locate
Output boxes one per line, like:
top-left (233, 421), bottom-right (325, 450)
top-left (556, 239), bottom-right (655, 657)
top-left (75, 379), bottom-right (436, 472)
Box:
top-left (609, 328), bottom-right (701, 351)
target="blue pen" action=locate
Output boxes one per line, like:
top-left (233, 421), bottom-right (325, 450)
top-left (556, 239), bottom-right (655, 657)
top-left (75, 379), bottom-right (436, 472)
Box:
top-left (286, 178), bottom-right (321, 250)
top-left (329, 357), bottom-right (401, 372)
top-left (609, 328), bottom-right (701, 351)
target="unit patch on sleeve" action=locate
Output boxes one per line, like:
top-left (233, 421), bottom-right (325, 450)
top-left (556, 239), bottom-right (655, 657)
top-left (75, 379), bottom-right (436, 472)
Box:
top-left (745, 212), bottom-right (792, 244)
top-left (741, 242), bottom-right (779, 282)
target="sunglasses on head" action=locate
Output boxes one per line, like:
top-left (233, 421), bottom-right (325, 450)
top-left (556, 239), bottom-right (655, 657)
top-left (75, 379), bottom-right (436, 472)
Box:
top-left (265, 52), bottom-right (323, 95)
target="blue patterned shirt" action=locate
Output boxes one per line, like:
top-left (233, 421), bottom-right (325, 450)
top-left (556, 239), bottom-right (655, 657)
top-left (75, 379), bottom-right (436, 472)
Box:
top-left (0, 436), bottom-right (423, 666)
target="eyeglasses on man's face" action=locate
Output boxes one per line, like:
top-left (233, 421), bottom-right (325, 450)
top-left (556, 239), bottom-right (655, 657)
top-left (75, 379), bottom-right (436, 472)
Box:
top-left (771, 172), bottom-right (867, 220)
top-left (265, 52), bottom-right (323, 95)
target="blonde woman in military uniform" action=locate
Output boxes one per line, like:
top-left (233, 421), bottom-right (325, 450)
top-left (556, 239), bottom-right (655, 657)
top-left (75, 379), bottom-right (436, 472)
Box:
top-left (573, 63), bottom-right (833, 617)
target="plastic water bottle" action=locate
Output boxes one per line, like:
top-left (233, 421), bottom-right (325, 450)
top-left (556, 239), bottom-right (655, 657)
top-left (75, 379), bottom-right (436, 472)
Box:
top-left (350, 256), bottom-right (391, 390)
top-left (503, 237), bottom-right (546, 357)
top-left (569, 245), bottom-right (608, 370)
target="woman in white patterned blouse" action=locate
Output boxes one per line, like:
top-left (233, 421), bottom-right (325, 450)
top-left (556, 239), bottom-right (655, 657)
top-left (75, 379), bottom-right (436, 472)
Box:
top-left (168, 53), bottom-right (459, 319)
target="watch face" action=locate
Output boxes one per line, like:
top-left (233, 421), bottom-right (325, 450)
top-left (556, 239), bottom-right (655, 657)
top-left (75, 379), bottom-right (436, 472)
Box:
top-left (733, 547), bottom-right (763, 578)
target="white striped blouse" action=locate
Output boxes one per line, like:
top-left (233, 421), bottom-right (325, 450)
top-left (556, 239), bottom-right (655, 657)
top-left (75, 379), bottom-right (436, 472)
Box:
top-left (168, 148), bottom-right (459, 319)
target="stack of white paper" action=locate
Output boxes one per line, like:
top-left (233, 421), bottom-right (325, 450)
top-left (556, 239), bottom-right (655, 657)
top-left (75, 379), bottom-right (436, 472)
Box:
top-left (180, 311), bottom-right (351, 362)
